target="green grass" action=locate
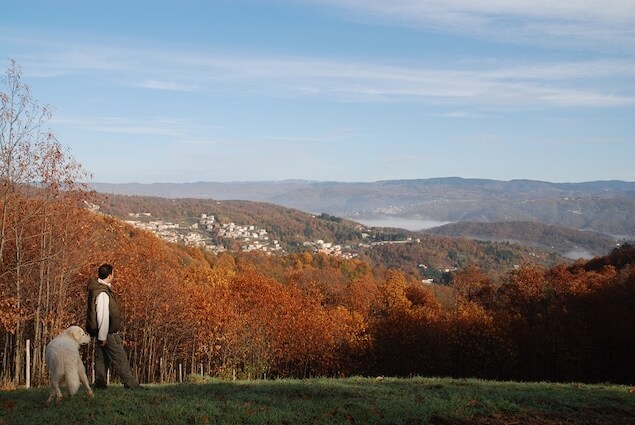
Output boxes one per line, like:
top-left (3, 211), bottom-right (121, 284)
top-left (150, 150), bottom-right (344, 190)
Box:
top-left (1, 376), bottom-right (634, 424)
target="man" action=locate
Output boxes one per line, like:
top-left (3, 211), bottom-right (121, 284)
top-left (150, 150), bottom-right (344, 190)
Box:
top-left (86, 263), bottom-right (141, 389)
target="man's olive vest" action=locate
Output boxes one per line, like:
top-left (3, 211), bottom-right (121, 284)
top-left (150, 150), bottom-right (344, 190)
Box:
top-left (86, 277), bottom-right (121, 337)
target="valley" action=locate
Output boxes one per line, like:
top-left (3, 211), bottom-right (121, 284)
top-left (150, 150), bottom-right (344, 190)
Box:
top-left (96, 193), bottom-right (564, 283)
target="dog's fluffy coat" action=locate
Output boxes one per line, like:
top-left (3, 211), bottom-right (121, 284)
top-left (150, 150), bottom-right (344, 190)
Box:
top-left (45, 325), bottom-right (94, 404)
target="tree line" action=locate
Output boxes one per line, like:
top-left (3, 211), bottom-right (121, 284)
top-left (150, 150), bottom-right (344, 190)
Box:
top-left (1, 60), bottom-right (91, 387)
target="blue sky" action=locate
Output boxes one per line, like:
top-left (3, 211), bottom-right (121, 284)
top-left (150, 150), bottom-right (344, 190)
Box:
top-left (2, 0), bottom-right (634, 184)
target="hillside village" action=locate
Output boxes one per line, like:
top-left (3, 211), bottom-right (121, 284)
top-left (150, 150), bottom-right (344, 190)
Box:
top-left (124, 212), bottom-right (361, 259)
top-left (86, 201), bottom-right (544, 283)
top-left (125, 212), bottom-right (275, 254)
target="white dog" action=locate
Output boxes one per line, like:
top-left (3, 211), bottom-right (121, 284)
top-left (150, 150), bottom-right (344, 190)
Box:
top-left (45, 325), bottom-right (94, 404)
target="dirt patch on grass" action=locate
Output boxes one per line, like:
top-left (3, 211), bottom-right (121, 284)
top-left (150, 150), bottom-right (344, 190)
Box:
top-left (431, 407), bottom-right (635, 425)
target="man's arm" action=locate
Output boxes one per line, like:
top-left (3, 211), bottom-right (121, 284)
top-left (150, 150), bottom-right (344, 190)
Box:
top-left (95, 292), bottom-right (110, 344)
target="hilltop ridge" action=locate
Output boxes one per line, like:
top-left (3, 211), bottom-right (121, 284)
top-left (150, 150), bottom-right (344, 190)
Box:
top-left (92, 177), bottom-right (635, 238)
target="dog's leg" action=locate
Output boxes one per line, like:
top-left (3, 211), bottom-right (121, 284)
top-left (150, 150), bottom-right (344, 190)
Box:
top-left (47, 373), bottom-right (63, 405)
top-left (78, 360), bottom-right (94, 398)
top-left (46, 386), bottom-right (55, 405)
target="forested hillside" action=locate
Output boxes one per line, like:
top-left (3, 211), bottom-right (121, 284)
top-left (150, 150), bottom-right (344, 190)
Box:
top-left (98, 194), bottom-right (365, 247)
top-left (97, 193), bottom-right (564, 278)
top-left (362, 234), bottom-right (561, 282)
top-left (425, 220), bottom-right (620, 259)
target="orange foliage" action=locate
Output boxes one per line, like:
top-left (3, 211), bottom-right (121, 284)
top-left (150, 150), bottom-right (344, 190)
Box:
top-left (379, 270), bottom-right (412, 313)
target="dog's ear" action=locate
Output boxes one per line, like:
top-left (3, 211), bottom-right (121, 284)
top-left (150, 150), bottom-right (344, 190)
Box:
top-left (68, 326), bottom-right (83, 341)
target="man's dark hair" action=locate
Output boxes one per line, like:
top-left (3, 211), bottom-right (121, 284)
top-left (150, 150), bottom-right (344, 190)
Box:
top-left (98, 264), bottom-right (113, 280)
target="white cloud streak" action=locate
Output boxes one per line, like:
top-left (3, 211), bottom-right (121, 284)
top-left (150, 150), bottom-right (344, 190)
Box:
top-left (50, 116), bottom-right (220, 140)
top-left (131, 80), bottom-right (199, 92)
top-left (307, 0), bottom-right (635, 50)
top-left (4, 31), bottom-right (634, 109)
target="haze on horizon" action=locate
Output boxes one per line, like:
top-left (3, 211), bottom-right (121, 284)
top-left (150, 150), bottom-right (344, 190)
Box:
top-left (2, 0), bottom-right (634, 185)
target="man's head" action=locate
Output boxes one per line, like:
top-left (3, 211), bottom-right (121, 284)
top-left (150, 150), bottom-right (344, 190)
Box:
top-left (98, 264), bottom-right (114, 281)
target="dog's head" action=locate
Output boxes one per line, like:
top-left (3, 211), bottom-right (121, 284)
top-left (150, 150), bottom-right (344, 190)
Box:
top-left (65, 326), bottom-right (91, 345)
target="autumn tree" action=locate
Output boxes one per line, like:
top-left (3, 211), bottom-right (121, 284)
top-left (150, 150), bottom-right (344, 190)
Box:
top-left (0, 60), bottom-right (90, 385)
top-left (378, 270), bottom-right (412, 314)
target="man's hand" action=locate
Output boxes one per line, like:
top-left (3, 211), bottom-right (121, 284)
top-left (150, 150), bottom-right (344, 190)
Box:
top-left (98, 339), bottom-right (107, 346)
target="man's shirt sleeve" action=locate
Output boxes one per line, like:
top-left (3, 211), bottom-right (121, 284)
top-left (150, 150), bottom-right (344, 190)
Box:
top-left (95, 292), bottom-right (110, 341)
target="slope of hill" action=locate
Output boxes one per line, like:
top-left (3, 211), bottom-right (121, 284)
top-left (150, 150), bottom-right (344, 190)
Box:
top-left (97, 194), bottom-right (366, 248)
top-left (96, 193), bottom-right (564, 279)
top-left (91, 178), bottom-right (635, 238)
top-left (424, 221), bottom-right (620, 259)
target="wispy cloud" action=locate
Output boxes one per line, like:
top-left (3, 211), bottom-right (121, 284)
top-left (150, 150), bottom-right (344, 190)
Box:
top-left (4, 30), bottom-right (634, 109)
top-left (308, 0), bottom-right (635, 50)
top-left (131, 80), bottom-right (199, 92)
top-left (193, 55), bottom-right (634, 107)
top-left (259, 127), bottom-right (368, 145)
top-left (50, 116), bottom-right (219, 140)
top-left (428, 111), bottom-right (497, 119)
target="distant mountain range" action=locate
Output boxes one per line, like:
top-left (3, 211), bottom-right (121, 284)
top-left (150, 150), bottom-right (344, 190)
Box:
top-left (91, 178), bottom-right (635, 239)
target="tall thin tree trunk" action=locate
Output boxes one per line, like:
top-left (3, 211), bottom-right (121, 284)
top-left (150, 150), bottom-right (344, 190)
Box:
top-left (2, 336), bottom-right (11, 379)
top-left (13, 236), bottom-right (23, 385)
top-left (32, 210), bottom-right (49, 385)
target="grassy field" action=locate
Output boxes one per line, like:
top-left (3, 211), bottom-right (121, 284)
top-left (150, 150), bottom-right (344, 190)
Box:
top-left (1, 376), bottom-right (634, 424)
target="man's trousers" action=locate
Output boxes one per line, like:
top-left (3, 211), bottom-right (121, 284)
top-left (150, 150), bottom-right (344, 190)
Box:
top-left (93, 333), bottom-right (139, 389)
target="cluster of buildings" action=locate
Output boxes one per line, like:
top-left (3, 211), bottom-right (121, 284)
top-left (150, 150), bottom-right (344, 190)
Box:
top-left (124, 210), bottom-right (428, 262)
top-left (302, 240), bottom-right (358, 259)
top-left (125, 213), bottom-right (193, 246)
top-left (124, 212), bottom-right (285, 254)
top-left (124, 212), bottom-right (368, 259)
top-left (215, 220), bottom-right (283, 253)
